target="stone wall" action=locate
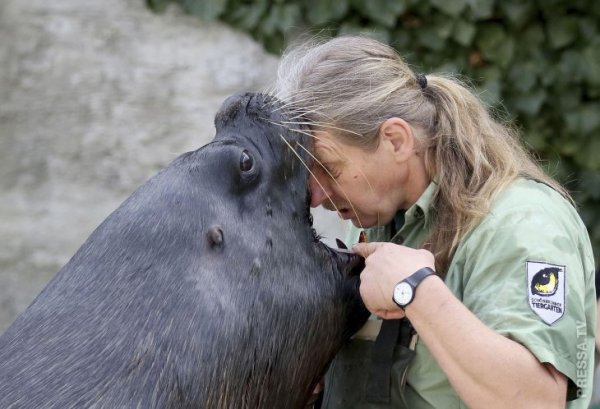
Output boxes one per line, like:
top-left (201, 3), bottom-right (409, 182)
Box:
top-left (0, 0), bottom-right (346, 332)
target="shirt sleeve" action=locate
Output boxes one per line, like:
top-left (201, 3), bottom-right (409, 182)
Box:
top-left (450, 200), bottom-right (594, 400)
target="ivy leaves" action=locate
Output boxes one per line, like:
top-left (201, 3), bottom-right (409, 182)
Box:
top-left (147, 0), bottom-right (600, 260)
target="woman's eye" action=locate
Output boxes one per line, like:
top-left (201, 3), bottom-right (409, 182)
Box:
top-left (323, 164), bottom-right (340, 179)
top-left (240, 150), bottom-right (253, 172)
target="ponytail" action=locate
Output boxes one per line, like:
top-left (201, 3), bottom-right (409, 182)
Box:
top-left (418, 75), bottom-right (571, 273)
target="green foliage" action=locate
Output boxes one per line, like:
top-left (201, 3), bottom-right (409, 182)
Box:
top-left (148, 0), bottom-right (600, 263)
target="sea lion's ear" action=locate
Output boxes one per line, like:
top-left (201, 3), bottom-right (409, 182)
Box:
top-left (207, 225), bottom-right (224, 249)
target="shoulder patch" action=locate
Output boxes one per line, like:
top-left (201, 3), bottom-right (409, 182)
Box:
top-left (527, 261), bottom-right (565, 325)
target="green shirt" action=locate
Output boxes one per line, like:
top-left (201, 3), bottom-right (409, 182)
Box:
top-left (349, 178), bottom-right (596, 408)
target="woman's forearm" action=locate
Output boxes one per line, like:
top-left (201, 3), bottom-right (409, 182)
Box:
top-left (406, 276), bottom-right (567, 409)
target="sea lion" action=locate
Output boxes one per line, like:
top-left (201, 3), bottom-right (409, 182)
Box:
top-left (0, 93), bottom-right (369, 408)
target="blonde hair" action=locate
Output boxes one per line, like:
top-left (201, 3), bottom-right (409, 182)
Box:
top-left (274, 35), bottom-right (570, 274)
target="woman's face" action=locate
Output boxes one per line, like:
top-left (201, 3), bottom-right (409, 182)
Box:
top-left (308, 129), bottom-right (425, 229)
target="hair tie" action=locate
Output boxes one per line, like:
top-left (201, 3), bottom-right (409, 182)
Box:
top-left (415, 73), bottom-right (427, 90)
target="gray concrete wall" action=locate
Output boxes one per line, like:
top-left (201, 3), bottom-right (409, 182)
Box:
top-left (0, 0), bottom-right (346, 332)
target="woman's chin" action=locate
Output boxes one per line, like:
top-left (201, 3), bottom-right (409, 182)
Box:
top-left (346, 212), bottom-right (394, 229)
top-left (348, 216), bottom-right (376, 229)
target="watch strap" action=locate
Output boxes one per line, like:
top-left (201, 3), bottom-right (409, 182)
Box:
top-left (404, 267), bottom-right (436, 289)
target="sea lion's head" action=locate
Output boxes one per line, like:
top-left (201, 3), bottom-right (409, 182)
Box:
top-left (210, 95), bottom-right (369, 324)
top-left (174, 92), bottom-right (369, 406)
top-left (0, 92), bottom-right (369, 409)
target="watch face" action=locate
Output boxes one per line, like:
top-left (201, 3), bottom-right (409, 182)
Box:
top-left (393, 282), bottom-right (414, 306)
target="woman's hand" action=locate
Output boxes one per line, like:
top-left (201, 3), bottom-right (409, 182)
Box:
top-left (353, 242), bottom-right (569, 408)
top-left (352, 242), bottom-right (435, 319)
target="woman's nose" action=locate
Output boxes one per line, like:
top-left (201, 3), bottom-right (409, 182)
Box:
top-left (309, 175), bottom-right (331, 208)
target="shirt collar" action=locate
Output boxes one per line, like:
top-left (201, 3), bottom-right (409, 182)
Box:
top-left (364, 181), bottom-right (439, 243)
top-left (393, 180), bottom-right (438, 234)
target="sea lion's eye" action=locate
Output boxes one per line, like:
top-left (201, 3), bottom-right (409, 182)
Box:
top-left (240, 150), bottom-right (254, 172)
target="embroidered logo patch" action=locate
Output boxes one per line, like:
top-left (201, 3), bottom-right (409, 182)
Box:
top-left (527, 261), bottom-right (565, 325)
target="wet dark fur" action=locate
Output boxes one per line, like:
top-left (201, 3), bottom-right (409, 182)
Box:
top-left (0, 93), bottom-right (369, 408)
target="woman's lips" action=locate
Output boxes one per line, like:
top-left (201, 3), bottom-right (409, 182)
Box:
top-left (338, 209), bottom-right (352, 220)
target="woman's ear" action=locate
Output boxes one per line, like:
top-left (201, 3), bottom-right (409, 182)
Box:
top-left (379, 117), bottom-right (415, 163)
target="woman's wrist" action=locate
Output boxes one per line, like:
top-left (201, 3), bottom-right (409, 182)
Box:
top-left (403, 274), bottom-right (447, 318)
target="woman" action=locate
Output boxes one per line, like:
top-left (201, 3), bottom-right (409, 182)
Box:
top-left (275, 36), bottom-right (596, 409)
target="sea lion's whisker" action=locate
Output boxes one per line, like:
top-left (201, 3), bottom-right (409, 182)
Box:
top-left (290, 129), bottom-right (316, 140)
top-left (305, 133), bottom-right (380, 230)
top-left (271, 100), bottom-right (335, 119)
top-left (268, 117), bottom-right (365, 142)
top-left (276, 127), bottom-right (376, 231)
top-left (305, 133), bottom-right (378, 222)
top-left (268, 118), bottom-right (375, 230)
top-left (277, 134), bottom-right (345, 220)
top-left (295, 143), bottom-right (365, 231)
top-left (262, 120), bottom-right (316, 141)
top-left (269, 97), bottom-right (313, 112)
top-left (280, 120), bottom-right (364, 139)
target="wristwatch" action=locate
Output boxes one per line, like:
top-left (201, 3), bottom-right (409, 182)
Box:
top-left (392, 267), bottom-right (436, 309)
